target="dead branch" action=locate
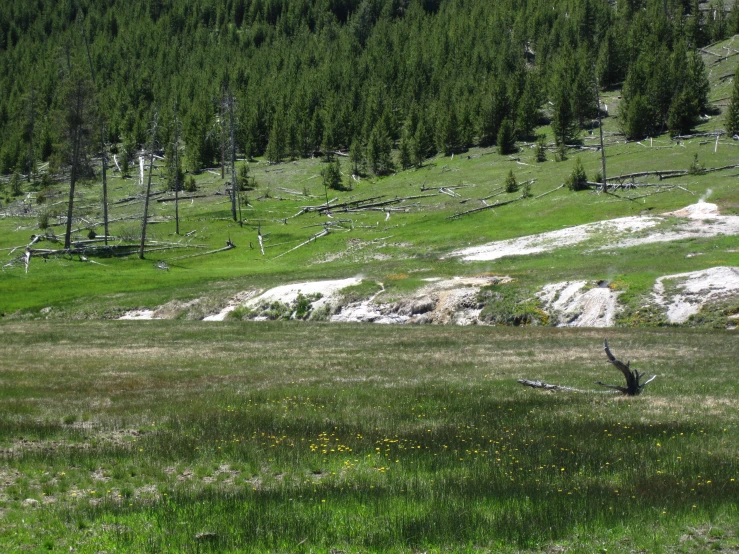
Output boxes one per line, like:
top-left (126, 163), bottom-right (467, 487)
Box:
top-left (520, 340), bottom-right (655, 396)
top-left (597, 339), bottom-right (656, 395)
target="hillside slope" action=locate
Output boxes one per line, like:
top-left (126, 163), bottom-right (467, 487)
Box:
top-left (1, 32), bottom-right (738, 329)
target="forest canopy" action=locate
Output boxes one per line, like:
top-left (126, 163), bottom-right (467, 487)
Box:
top-left (0, 0), bottom-right (726, 176)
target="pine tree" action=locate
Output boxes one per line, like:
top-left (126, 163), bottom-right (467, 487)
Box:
top-left (725, 65), bottom-right (739, 136)
top-left (436, 105), bottom-right (460, 156)
top-left (367, 121), bottom-right (392, 175)
top-left (398, 130), bottom-right (412, 170)
top-left (504, 169), bottom-right (518, 193)
top-left (566, 157), bottom-right (588, 191)
top-left (322, 157), bottom-right (345, 191)
top-left (516, 73), bottom-right (541, 140)
top-left (550, 53), bottom-right (579, 147)
top-left (266, 112), bottom-right (285, 163)
top-left (497, 119), bottom-right (517, 155)
top-left (349, 137), bottom-right (364, 176)
top-left (535, 134), bottom-right (547, 162)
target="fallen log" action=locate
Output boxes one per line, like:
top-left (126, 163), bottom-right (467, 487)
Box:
top-left (271, 229), bottom-right (329, 260)
top-left (459, 186), bottom-right (504, 204)
top-left (165, 240), bottom-right (235, 261)
top-left (446, 195), bottom-right (524, 220)
top-left (606, 170), bottom-right (688, 181)
top-left (156, 193), bottom-right (212, 203)
top-left (317, 193), bottom-right (437, 214)
top-left (519, 340), bottom-right (656, 396)
top-left (532, 183), bottom-right (566, 200)
top-left (517, 380), bottom-right (587, 393)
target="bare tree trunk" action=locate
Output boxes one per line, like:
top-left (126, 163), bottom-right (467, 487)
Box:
top-left (101, 124), bottom-right (109, 244)
top-left (139, 111), bottom-right (159, 259)
top-left (25, 87), bottom-right (37, 184)
top-left (228, 88), bottom-right (238, 222)
top-left (593, 68), bottom-right (607, 193)
top-left (172, 104), bottom-right (181, 235)
top-left (64, 124), bottom-right (81, 250)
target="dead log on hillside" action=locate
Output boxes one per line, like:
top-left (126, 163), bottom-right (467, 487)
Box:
top-left (518, 339), bottom-right (656, 396)
top-left (165, 239), bottom-right (235, 261)
top-left (701, 163), bottom-right (739, 174)
top-left (270, 229), bottom-right (329, 260)
top-left (446, 195), bottom-right (524, 219)
top-left (307, 193), bottom-right (437, 216)
top-left (459, 186), bottom-right (504, 204)
top-left (156, 193), bottom-right (213, 203)
top-left (700, 47), bottom-right (722, 57)
top-left (674, 131), bottom-right (725, 140)
top-left (532, 183), bottom-right (566, 200)
top-left (606, 170), bottom-right (688, 181)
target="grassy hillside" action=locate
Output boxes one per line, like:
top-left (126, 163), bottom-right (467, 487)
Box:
top-left (2, 96), bottom-right (739, 321)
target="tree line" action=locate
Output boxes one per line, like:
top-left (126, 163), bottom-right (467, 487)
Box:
top-left (0, 0), bottom-right (726, 181)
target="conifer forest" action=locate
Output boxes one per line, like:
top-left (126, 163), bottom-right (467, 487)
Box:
top-left (0, 0), bottom-right (732, 178)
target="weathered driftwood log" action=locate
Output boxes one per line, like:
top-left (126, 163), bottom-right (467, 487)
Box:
top-left (597, 339), bottom-right (656, 395)
top-left (519, 339), bottom-right (656, 396)
top-left (517, 380), bottom-right (585, 393)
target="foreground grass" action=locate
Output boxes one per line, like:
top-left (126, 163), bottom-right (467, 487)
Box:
top-left (0, 322), bottom-right (737, 552)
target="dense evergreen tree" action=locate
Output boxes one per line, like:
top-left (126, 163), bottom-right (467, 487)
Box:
top-left (0, 0), bottom-right (720, 176)
top-left (497, 119), bottom-right (517, 155)
top-left (550, 52), bottom-right (580, 146)
top-left (725, 65), bottom-right (739, 136)
top-left (366, 119), bottom-right (392, 175)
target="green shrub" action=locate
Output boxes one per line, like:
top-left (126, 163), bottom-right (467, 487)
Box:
top-left (184, 175), bottom-right (197, 192)
top-left (38, 211), bottom-right (49, 230)
top-left (566, 157), bottom-right (588, 191)
top-left (535, 134), bottom-right (547, 162)
top-left (688, 153), bottom-right (705, 175)
top-left (504, 169), bottom-right (518, 193)
top-left (10, 171), bottom-right (23, 196)
top-left (477, 284), bottom-right (548, 326)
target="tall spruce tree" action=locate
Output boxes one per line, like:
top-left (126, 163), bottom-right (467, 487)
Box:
top-left (725, 65), bottom-right (739, 136)
top-left (550, 53), bottom-right (579, 147)
top-left (61, 67), bottom-right (94, 250)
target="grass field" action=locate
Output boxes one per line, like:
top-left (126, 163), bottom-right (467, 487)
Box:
top-left (0, 322), bottom-right (737, 552)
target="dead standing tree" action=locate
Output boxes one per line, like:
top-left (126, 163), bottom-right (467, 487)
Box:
top-left (220, 84), bottom-right (239, 222)
top-left (171, 103), bottom-right (183, 235)
top-left (139, 110), bottom-right (159, 259)
top-left (518, 340), bottom-right (656, 396)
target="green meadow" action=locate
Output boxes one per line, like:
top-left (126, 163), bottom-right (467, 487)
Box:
top-left (0, 322), bottom-right (738, 552)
